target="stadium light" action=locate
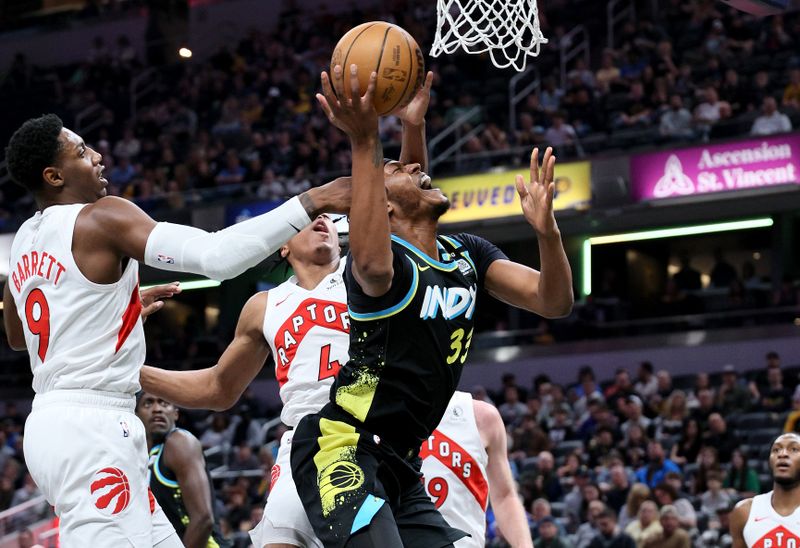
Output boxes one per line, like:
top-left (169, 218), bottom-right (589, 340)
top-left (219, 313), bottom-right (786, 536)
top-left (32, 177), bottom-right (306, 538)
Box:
top-left (581, 217), bottom-right (774, 297)
top-left (141, 279), bottom-right (221, 292)
top-left (178, 47), bottom-right (192, 59)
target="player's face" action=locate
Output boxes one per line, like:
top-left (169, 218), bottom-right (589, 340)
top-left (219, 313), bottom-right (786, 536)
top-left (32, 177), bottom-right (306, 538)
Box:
top-left (383, 160), bottom-right (449, 220)
top-left (770, 434), bottom-right (800, 487)
top-left (55, 128), bottom-right (107, 202)
top-left (284, 214), bottom-right (339, 265)
top-left (136, 394), bottom-right (178, 438)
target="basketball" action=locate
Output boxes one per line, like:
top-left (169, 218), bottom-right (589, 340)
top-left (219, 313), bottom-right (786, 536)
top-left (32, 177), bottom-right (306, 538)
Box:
top-left (331, 21), bottom-right (425, 116)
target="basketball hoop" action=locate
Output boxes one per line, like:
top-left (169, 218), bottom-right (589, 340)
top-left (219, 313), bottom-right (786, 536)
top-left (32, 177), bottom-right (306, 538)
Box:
top-left (430, 0), bottom-right (547, 72)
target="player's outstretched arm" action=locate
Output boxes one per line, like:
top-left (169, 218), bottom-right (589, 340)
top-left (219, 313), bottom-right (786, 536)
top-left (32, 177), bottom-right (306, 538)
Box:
top-left (729, 498), bottom-right (752, 548)
top-left (317, 64), bottom-right (393, 296)
top-left (476, 400), bottom-right (533, 548)
top-left (483, 147), bottom-right (573, 318)
top-left (79, 178), bottom-right (350, 282)
top-left (140, 292), bottom-right (270, 410)
top-left (395, 71), bottom-right (434, 172)
top-left (2, 283), bottom-right (25, 350)
top-left (162, 430), bottom-right (215, 548)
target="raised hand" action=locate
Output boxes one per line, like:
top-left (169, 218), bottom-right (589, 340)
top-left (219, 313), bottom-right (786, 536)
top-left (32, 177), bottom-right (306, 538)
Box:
top-left (316, 64), bottom-right (379, 144)
top-left (391, 71), bottom-right (434, 126)
top-left (140, 282), bottom-right (181, 320)
top-left (515, 147), bottom-right (558, 237)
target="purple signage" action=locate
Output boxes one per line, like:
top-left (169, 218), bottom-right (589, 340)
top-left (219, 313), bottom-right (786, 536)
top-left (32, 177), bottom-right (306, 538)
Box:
top-left (630, 133), bottom-right (800, 201)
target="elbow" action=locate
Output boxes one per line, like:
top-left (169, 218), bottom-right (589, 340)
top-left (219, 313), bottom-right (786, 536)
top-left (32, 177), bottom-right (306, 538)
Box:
top-left (192, 513), bottom-right (214, 536)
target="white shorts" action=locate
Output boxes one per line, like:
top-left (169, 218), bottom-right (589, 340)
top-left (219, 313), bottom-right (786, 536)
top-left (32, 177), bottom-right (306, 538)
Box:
top-left (249, 430), bottom-right (323, 548)
top-left (24, 390), bottom-right (176, 547)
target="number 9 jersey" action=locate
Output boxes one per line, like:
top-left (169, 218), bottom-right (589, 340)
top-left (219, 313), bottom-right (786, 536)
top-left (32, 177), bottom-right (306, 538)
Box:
top-left (8, 204), bottom-right (145, 394)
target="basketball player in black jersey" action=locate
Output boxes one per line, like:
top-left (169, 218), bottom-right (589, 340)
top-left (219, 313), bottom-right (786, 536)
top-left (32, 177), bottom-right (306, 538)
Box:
top-left (136, 392), bottom-right (232, 548)
top-left (290, 65), bottom-right (573, 548)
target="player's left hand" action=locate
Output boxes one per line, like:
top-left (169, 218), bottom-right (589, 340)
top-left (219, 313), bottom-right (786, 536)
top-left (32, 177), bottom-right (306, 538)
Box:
top-left (140, 282), bottom-right (181, 320)
top-left (391, 71), bottom-right (434, 126)
top-left (516, 147), bottom-right (558, 237)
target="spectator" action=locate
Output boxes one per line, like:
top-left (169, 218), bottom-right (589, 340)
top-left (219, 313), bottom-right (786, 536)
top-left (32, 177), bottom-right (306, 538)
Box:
top-left (703, 413), bottom-right (738, 463)
top-left (697, 503), bottom-right (734, 548)
top-left (530, 451), bottom-right (564, 502)
top-left (604, 464), bottom-right (632, 515)
top-left (710, 249), bottom-right (738, 289)
top-left (574, 500), bottom-right (607, 548)
top-left (694, 86), bottom-right (731, 136)
top-left (624, 500), bottom-right (663, 547)
top-left (783, 387), bottom-right (800, 433)
top-left (724, 448), bottom-right (760, 498)
top-left (633, 362), bottom-right (658, 401)
top-left (618, 483), bottom-right (651, 531)
top-left (693, 446), bottom-right (722, 495)
top-left (636, 441), bottom-right (680, 489)
top-left (642, 505), bottom-right (690, 548)
top-left (716, 365), bottom-right (752, 416)
top-left (595, 50), bottom-right (622, 94)
top-left (655, 370), bottom-right (673, 401)
top-left (534, 515), bottom-right (573, 548)
top-left (673, 251), bottom-right (702, 292)
top-left (544, 112), bottom-right (577, 147)
top-left (588, 508), bottom-right (636, 548)
top-left (783, 68), bottom-right (800, 109)
top-left (621, 396), bottom-right (652, 441)
top-left (751, 96), bottom-right (792, 135)
top-left (659, 95), bottom-right (694, 141)
top-left (605, 369), bottom-right (635, 413)
top-left (654, 391), bottom-right (688, 442)
top-left (500, 386), bottom-right (531, 426)
top-left (215, 149), bottom-right (247, 186)
top-left (690, 388), bottom-right (719, 432)
top-left (652, 482), bottom-right (697, 529)
top-left (699, 471), bottom-right (733, 516)
top-left (510, 413), bottom-right (549, 459)
top-left (755, 366), bottom-right (792, 412)
top-left (529, 498), bottom-right (560, 539)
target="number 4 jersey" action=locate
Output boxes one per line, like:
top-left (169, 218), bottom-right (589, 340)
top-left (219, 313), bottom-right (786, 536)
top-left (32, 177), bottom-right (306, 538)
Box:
top-left (263, 261), bottom-right (350, 428)
top-left (421, 391), bottom-right (489, 548)
top-left (8, 204), bottom-right (145, 394)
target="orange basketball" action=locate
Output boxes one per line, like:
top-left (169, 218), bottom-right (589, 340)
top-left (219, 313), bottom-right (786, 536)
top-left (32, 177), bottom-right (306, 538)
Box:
top-left (331, 21), bottom-right (425, 116)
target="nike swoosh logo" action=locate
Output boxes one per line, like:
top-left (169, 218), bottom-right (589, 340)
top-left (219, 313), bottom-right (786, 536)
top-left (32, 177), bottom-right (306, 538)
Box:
top-left (418, 265), bottom-right (430, 271)
top-left (754, 517), bottom-right (770, 522)
top-left (288, 222), bottom-right (302, 233)
top-left (274, 296), bottom-right (291, 307)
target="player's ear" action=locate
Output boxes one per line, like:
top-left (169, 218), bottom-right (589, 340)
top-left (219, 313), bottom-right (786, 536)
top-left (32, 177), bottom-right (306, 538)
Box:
top-left (279, 245), bottom-right (289, 258)
top-left (42, 166), bottom-right (64, 189)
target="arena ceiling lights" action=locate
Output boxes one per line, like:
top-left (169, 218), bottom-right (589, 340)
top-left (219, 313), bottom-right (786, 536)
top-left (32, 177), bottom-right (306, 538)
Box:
top-left (581, 217), bottom-right (774, 297)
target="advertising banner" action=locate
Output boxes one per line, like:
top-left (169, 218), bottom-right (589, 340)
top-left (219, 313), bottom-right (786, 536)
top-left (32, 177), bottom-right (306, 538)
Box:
top-left (630, 133), bottom-right (800, 201)
top-left (436, 161), bottom-right (591, 224)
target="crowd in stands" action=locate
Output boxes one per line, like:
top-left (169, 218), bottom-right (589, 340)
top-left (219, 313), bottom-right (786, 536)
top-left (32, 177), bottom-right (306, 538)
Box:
top-left (2, 0), bottom-right (800, 224)
top-left (0, 350), bottom-right (797, 547)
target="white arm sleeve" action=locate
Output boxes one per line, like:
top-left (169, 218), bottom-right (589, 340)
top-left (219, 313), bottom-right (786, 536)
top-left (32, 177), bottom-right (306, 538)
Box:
top-left (144, 196), bottom-right (311, 280)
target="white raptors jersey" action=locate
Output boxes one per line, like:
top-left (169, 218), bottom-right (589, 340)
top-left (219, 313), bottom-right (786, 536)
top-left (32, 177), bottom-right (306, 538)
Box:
top-left (421, 391), bottom-right (489, 548)
top-left (744, 492), bottom-right (800, 547)
top-left (8, 204), bottom-right (145, 394)
top-left (263, 261), bottom-right (349, 427)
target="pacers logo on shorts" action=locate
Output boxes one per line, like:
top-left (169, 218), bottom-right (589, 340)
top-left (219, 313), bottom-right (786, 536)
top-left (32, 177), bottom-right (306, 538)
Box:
top-left (90, 467), bottom-right (131, 515)
top-left (319, 461), bottom-right (364, 516)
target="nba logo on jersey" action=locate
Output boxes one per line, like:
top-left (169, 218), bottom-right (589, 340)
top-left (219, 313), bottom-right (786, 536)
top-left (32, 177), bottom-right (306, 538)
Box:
top-left (120, 421), bottom-right (130, 438)
top-left (156, 254), bottom-right (175, 264)
top-left (752, 526), bottom-right (800, 548)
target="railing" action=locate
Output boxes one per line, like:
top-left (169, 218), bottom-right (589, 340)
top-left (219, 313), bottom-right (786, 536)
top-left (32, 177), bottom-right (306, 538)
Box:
top-left (130, 67), bottom-right (159, 120)
top-left (0, 494), bottom-right (51, 537)
top-left (427, 106), bottom-right (485, 175)
top-left (74, 102), bottom-right (105, 138)
top-left (508, 66), bottom-right (541, 136)
top-left (559, 25), bottom-right (590, 91)
top-left (607, 0), bottom-right (636, 50)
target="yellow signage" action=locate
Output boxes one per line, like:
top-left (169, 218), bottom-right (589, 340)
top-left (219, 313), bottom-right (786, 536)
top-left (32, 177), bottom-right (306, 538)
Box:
top-left (436, 161), bottom-right (591, 224)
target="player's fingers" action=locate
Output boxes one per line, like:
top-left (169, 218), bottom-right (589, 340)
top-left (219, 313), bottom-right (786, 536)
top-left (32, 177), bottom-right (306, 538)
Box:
top-left (515, 174), bottom-right (528, 198)
top-left (320, 72), bottom-right (338, 105)
top-left (546, 181), bottom-right (555, 204)
top-left (541, 147), bottom-right (554, 184)
top-left (363, 71), bottom-right (377, 105)
top-left (331, 64), bottom-right (346, 101)
top-left (349, 64), bottom-right (362, 106)
top-left (316, 94), bottom-right (336, 121)
top-left (423, 71), bottom-right (434, 92)
top-left (530, 147), bottom-right (540, 184)
top-left (545, 154), bottom-right (556, 184)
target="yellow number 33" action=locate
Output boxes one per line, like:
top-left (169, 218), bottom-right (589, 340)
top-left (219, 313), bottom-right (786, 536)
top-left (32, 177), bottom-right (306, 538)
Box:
top-left (447, 328), bottom-right (474, 365)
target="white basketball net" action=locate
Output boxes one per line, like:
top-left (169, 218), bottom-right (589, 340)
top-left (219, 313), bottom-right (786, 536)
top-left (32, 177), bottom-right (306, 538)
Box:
top-left (430, 0), bottom-right (547, 72)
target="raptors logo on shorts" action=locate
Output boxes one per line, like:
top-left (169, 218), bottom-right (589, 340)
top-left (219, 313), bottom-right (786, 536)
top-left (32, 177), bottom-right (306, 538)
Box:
top-left (270, 464), bottom-right (281, 491)
top-left (90, 467), bottom-right (131, 515)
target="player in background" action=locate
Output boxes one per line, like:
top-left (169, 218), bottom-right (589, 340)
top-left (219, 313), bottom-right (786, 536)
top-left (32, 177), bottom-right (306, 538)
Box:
top-left (730, 433), bottom-right (800, 547)
top-left (139, 73), bottom-right (436, 548)
top-left (2, 113), bottom-right (349, 546)
top-left (421, 391), bottom-right (533, 548)
top-left (136, 392), bottom-right (232, 548)
top-left (289, 65), bottom-right (572, 548)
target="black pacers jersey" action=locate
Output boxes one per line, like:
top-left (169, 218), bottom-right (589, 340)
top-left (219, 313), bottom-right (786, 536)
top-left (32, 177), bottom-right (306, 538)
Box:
top-left (334, 233), bottom-right (507, 453)
top-left (148, 429), bottom-right (231, 548)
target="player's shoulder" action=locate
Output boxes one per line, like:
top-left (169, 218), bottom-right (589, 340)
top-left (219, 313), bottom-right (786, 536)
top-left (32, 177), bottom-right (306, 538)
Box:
top-left (79, 196), bottom-right (150, 230)
top-left (472, 398), bottom-right (503, 430)
top-left (164, 428), bottom-right (204, 456)
top-left (731, 497), bottom-right (754, 523)
top-left (241, 291), bottom-right (270, 321)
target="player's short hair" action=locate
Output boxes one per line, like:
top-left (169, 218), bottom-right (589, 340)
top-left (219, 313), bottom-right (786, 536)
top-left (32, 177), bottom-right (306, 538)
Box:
top-left (5, 114), bottom-right (64, 192)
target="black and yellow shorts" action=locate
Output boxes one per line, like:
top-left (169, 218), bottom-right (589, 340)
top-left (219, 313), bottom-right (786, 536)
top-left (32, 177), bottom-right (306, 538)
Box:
top-left (289, 404), bottom-right (467, 548)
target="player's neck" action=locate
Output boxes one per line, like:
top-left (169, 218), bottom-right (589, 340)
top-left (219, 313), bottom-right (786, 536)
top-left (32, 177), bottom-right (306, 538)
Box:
top-left (36, 190), bottom-right (89, 211)
top-left (294, 258), bottom-right (340, 290)
top-left (772, 482), bottom-right (800, 515)
top-left (392, 221), bottom-right (439, 260)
